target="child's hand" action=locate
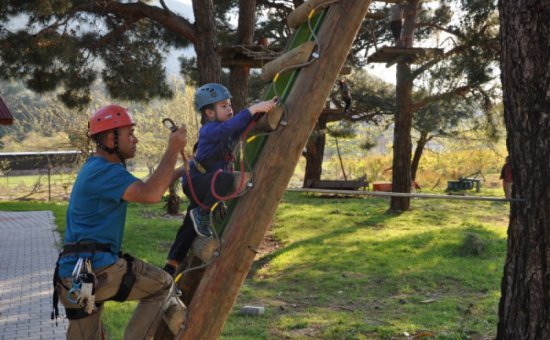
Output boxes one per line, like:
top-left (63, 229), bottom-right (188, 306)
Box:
top-left (248, 97), bottom-right (278, 115)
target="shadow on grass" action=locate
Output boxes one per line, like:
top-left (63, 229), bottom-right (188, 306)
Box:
top-left (252, 205), bottom-right (506, 302)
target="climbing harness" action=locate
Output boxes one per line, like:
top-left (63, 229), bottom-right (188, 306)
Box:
top-left (51, 242), bottom-right (136, 323)
top-left (162, 116), bottom-right (260, 277)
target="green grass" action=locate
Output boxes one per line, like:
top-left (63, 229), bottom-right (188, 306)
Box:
top-left (0, 200), bottom-right (68, 232)
top-left (0, 192), bottom-right (508, 339)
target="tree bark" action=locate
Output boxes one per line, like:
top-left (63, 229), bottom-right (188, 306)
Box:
top-left (229, 0), bottom-right (256, 111)
top-left (192, 0), bottom-right (221, 84)
top-left (179, 1), bottom-right (372, 338)
top-left (303, 117), bottom-right (327, 186)
top-left (390, 0), bottom-right (418, 211)
top-left (497, 1), bottom-right (550, 338)
top-left (411, 130), bottom-right (430, 182)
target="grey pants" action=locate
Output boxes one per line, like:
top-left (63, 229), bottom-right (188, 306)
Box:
top-left (56, 256), bottom-right (186, 339)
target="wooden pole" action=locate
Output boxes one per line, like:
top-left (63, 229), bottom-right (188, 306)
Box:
top-left (178, 1), bottom-right (372, 339)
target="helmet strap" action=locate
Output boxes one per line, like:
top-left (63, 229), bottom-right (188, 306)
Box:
top-left (94, 128), bottom-right (127, 168)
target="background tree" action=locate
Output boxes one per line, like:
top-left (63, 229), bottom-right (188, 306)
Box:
top-left (251, 0), bottom-right (500, 195)
top-left (369, 0), bottom-right (500, 211)
top-left (410, 88), bottom-right (500, 182)
top-left (0, 77), bottom-right (198, 169)
top-left (302, 70), bottom-right (395, 184)
top-left (497, 0), bottom-right (550, 337)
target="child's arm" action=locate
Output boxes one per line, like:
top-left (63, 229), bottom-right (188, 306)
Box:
top-left (248, 97), bottom-right (278, 115)
top-left (207, 98), bottom-right (278, 141)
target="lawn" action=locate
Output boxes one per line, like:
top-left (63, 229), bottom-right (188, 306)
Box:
top-left (0, 190), bottom-right (509, 339)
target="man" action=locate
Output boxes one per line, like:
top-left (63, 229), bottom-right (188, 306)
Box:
top-left (389, 3), bottom-right (404, 46)
top-left (53, 105), bottom-right (188, 339)
top-left (500, 156), bottom-right (513, 199)
top-left (338, 78), bottom-right (352, 113)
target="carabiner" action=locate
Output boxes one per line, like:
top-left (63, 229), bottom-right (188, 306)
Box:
top-left (67, 279), bottom-right (82, 304)
top-left (162, 118), bottom-right (178, 132)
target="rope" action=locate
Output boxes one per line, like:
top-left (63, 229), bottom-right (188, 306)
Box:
top-left (287, 188), bottom-right (525, 203)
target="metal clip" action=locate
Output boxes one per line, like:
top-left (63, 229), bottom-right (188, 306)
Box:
top-left (162, 118), bottom-right (178, 132)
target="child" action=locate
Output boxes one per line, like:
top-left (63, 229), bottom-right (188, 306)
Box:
top-left (163, 83), bottom-right (276, 276)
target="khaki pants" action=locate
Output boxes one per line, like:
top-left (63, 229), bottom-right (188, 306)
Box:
top-left (56, 257), bottom-right (186, 340)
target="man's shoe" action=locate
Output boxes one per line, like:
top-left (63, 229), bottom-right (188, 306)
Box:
top-left (190, 208), bottom-right (214, 238)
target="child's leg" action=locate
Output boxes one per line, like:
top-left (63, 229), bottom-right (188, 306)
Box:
top-left (189, 172), bottom-right (234, 237)
top-left (202, 172), bottom-right (235, 207)
top-left (164, 206), bottom-right (197, 276)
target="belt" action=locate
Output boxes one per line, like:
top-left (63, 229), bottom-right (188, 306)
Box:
top-left (62, 241), bottom-right (112, 255)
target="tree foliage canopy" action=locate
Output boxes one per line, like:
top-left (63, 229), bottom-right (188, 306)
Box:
top-left (0, 0), bottom-right (195, 108)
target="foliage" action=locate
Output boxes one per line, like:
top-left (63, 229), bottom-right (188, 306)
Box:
top-left (318, 128), bottom-right (506, 188)
top-left (0, 77), bottom-right (198, 173)
top-left (0, 1), bottom-right (195, 108)
top-left (132, 78), bottom-right (199, 174)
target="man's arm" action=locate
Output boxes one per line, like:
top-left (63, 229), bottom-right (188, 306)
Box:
top-left (123, 127), bottom-right (187, 204)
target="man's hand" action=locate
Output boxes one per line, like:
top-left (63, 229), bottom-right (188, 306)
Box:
top-left (169, 124), bottom-right (187, 152)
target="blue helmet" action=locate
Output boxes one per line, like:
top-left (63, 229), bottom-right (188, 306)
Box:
top-left (194, 83), bottom-right (232, 111)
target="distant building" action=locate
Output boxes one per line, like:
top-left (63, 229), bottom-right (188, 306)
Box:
top-left (0, 96), bottom-right (14, 125)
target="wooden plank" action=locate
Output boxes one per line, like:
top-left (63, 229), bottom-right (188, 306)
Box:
top-left (261, 41), bottom-right (317, 81)
top-left (305, 179), bottom-right (368, 190)
top-left (367, 46), bottom-right (443, 64)
top-left (287, 0), bottom-right (331, 29)
top-left (366, 11), bottom-right (385, 20)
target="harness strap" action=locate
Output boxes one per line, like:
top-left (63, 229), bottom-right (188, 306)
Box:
top-left (193, 140), bottom-right (235, 175)
top-left (64, 302), bottom-right (103, 320)
top-left (192, 160), bottom-right (208, 174)
top-left (51, 255), bottom-right (62, 325)
top-left (110, 254), bottom-right (136, 302)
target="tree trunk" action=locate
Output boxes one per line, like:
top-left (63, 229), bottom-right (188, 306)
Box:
top-left (303, 117), bottom-right (327, 186)
top-left (165, 183), bottom-right (181, 215)
top-left (390, 0), bottom-right (418, 211)
top-left (497, 1), bottom-right (550, 338)
top-left (229, 0), bottom-right (256, 111)
top-left (179, 2), bottom-right (372, 338)
top-left (411, 130), bottom-right (430, 182)
top-left (192, 0), bottom-right (221, 84)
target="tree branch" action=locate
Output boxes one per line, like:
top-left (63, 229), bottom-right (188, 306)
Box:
top-left (415, 22), bottom-right (466, 40)
top-left (411, 44), bottom-right (468, 79)
top-left (73, 1), bottom-right (197, 44)
top-left (412, 85), bottom-right (475, 111)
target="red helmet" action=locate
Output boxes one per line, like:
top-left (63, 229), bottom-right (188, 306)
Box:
top-left (89, 105), bottom-right (135, 136)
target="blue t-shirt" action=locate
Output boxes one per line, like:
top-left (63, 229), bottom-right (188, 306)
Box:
top-left (186, 108), bottom-right (253, 181)
top-left (58, 156), bottom-right (138, 278)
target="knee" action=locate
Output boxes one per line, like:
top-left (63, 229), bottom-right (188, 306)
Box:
top-left (214, 172), bottom-right (235, 195)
